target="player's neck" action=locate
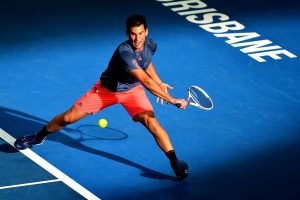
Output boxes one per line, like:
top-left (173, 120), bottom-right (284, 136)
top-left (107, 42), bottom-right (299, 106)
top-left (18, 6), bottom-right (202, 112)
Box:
top-left (133, 45), bottom-right (144, 52)
top-left (128, 41), bottom-right (144, 52)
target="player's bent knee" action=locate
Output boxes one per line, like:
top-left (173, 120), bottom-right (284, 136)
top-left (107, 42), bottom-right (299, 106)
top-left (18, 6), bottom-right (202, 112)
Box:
top-left (148, 117), bottom-right (160, 129)
top-left (133, 111), bottom-right (155, 123)
top-left (62, 113), bottom-right (75, 125)
top-left (134, 111), bottom-right (161, 130)
top-left (61, 111), bottom-right (77, 125)
top-left (61, 106), bottom-right (87, 125)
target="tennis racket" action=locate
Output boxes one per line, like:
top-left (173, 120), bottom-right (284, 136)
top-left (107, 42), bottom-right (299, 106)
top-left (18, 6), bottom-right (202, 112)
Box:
top-left (176, 85), bottom-right (213, 111)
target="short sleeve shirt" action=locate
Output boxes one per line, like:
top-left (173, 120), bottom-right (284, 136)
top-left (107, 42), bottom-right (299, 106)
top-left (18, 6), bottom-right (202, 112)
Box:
top-left (100, 38), bottom-right (157, 92)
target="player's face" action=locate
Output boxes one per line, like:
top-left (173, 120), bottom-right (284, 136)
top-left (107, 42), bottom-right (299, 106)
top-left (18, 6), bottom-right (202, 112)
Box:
top-left (127, 24), bottom-right (148, 52)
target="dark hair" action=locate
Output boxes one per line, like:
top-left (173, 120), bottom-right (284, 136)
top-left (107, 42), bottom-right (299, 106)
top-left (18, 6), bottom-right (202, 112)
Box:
top-left (126, 15), bottom-right (148, 33)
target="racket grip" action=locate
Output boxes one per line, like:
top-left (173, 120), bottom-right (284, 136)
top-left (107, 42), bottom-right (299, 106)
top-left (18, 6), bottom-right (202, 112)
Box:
top-left (175, 103), bottom-right (181, 108)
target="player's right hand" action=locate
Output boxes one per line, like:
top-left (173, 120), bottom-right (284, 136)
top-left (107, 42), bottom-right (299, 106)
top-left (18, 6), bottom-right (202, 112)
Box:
top-left (174, 98), bottom-right (187, 109)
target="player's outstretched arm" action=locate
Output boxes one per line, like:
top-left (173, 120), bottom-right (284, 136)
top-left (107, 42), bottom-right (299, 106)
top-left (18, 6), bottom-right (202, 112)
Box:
top-left (130, 68), bottom-right (187, 109)
top-left (146, 62), bottom-right (173, 105)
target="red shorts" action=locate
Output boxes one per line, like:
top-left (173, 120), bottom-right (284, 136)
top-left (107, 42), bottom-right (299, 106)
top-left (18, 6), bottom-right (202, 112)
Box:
top-left (74, 80), bottom-right (154, 121)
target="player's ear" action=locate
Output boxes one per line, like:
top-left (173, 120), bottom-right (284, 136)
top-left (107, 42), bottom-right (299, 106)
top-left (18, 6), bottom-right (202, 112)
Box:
top-left (145, 28), bottom-right (149, 36)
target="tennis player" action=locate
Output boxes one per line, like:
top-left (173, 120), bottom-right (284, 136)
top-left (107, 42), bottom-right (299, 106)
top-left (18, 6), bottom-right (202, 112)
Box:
top-left (14, 15), bottom-right (188, 180)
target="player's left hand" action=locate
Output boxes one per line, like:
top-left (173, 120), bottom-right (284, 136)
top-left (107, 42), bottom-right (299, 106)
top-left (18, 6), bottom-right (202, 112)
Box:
top-left (156, 83), bottom-right (174, 106)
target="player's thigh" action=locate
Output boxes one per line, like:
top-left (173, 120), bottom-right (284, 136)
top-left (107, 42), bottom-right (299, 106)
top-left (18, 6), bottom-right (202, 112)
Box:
top-left (121, 85), bottom-right (154, 121)
top-left (74, 85), bottom-right (118, 115)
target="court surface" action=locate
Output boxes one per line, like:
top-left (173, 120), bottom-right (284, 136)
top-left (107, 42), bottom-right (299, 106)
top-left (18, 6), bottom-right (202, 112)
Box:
top-left (1, 0), bottom-right (300, 199)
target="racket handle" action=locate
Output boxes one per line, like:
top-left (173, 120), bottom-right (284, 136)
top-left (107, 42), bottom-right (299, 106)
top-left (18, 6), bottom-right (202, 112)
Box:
top-left (175, 100), bottom-right (189, 108)
top-left (175, 103), bottom-right (181, 108)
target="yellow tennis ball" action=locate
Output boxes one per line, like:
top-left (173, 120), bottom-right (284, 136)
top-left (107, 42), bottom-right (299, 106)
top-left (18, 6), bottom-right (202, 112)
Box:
top-left (98, 118), bottom-right (108, 128)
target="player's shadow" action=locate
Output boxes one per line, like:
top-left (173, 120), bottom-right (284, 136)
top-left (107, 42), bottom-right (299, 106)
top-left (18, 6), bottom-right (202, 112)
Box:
top-left (0, 143), bottom-right (18, 153)
top-left (0, 106), bottom-right (176, 181)
top-left (50, 130), bottom-right (176, 181)
top-left (49, 124), bottom-right (177, 181)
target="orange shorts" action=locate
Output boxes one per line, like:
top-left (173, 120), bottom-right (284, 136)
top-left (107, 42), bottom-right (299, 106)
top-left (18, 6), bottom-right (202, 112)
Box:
top-left (74, 80), bottom-right (154, 121)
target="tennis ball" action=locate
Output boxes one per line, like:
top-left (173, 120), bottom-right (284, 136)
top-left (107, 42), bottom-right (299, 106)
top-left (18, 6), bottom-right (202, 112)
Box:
top-left (98, 118), bottom-right (108, 128)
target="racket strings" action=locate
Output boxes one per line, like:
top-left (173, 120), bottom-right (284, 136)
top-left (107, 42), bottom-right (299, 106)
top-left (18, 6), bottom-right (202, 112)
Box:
top-left (190, 89), bottom-right (201, 104)
top-left (189, 87), bottom-right (213, 109)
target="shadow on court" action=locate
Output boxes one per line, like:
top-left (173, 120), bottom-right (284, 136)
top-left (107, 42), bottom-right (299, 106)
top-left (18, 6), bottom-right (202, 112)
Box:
top-left (1, 106), bottom-right (300, 199)
top-left (0, 143), bottom-right (18, 153)
top-left (0, 106), bottom-right (176, 182)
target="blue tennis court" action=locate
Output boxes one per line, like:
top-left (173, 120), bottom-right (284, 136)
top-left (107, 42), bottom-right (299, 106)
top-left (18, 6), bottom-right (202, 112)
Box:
top-left (1, 0), bottom-right (300, 199)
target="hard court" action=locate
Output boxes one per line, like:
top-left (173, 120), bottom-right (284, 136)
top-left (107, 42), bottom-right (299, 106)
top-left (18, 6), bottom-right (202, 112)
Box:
top-left (0, 0), bottom-right (299, 199)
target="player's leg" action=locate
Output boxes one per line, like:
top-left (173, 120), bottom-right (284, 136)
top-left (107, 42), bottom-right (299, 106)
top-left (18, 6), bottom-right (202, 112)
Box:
top-left (133, 111), bottom-right (173, 153)
top-left (14, 81), bottom-right (110, 150)
top-left (45, 106), bottom-right (88, 133)
top-left (14, 106), bottom-right (89, 150)
top-left (121, 85), bottom-right (188, 180)
top-left (133, 111), bottom-right (188, 181)
top-left (36, 105), bottom-right (89, 140)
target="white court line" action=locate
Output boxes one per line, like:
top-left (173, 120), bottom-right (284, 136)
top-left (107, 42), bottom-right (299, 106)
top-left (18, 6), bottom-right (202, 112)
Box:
top-left (0, 179), bottom-right (60, 190)
top-left (0, 128), bottom-right (101, 200)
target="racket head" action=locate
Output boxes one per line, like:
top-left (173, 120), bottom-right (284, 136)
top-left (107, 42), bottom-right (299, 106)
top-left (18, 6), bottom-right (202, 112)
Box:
top-left (187, 85), bottom-right (213, 110)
